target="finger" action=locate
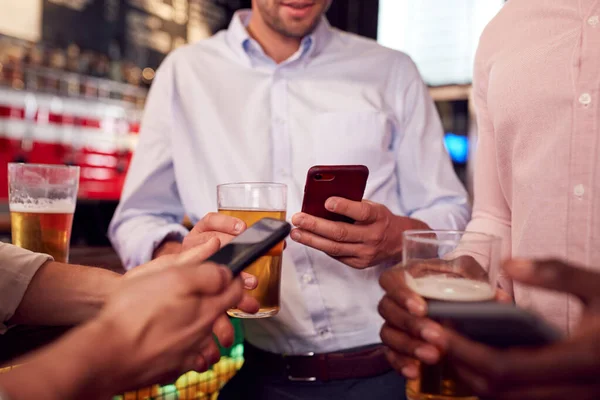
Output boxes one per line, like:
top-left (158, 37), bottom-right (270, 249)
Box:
top-left (192, 212), bottom-right (246, 236)
top-left (291, 213), bottom-right (367, 243)
top-left (290, 229), bottom-right (358, 257)
top-left (378, 296), bottom-right (445, 348)
top-left (241, 272), bottom-right (258, 289)
top-left (199, 338), bottom-right (222, 366)
top-left (379, 268), bottom-right (427, 316)
top-left (384, 348), bottom-right (420, 379)
top-left (213, 314), bottom-right (235, 348)
top-left (325, 197), bottom-right (379, 223)
top-left (183, 231), bottom-right (236, 250)
top-left (380, 323), bottom-right (441, 365)
top-left (208, 278), bottom-right (245, 317)
top-left (177, 263), bottom-right (231, 296)
top-left (504, 258), bottom-right (600, 306)
top-left (495, 288), bottom-right (513, 303)
top-left (236, 294), bottom-right (260, 314)
top-left (178, 237), bottom-right (221, 264)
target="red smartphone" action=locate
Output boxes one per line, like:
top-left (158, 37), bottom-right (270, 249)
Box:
top-left (301, 165), bottom-right (369, 224)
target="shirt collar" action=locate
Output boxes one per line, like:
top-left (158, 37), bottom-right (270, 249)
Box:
top-left (225, 9), bottom-right (334, 67)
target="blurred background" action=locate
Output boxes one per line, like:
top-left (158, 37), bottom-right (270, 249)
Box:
top-left (0, 0), bottom-right (504, 245)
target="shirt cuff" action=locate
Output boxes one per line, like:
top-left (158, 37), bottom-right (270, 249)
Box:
top-left (0, 244), bottom-right (53, 334)
top-left (410, 203), bottom-right (470, 231)
top-left (124, 224), bottom-right (189, 270)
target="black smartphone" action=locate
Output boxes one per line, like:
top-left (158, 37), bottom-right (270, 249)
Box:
top-left (427, 302), bottom-right (564, 348)
top-left (205, 218), bottom-right (291, 277)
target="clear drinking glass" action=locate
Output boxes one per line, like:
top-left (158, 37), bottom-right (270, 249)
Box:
top-left (217, 182), bottom-right (287, 319)
top-left (403, 230), bottom-right (501, 400)
top-left (8, 163), bottom-right (80, 263)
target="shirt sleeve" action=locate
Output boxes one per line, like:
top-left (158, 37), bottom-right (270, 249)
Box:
top-left (463, 46), bottom-right (513, 293)
top-left (392, 56), bottom-right (471, 230)
top-left (108, 55), bottom-right (189, 270)
top-left (0, 243), bottom-right (52, 334)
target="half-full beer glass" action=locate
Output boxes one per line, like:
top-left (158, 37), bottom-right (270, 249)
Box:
top-left (8, 163), bottom-right (79, 263)
top-left (403, 230), bottom-right (501, 400)
top-left (218, 182), bottom-right (287, 318)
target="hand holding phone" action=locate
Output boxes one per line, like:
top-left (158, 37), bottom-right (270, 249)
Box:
top-left (301, 165), bottom-right (369, 223)
top-left (205, 218), bottom-right (291, 277)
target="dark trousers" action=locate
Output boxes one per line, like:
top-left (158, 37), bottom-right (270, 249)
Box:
top-left (218, 355), bottom-right (407, 400)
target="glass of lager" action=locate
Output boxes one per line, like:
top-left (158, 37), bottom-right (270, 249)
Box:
top-left (403, 230), bottom-right (501, 400)
top-left (8, 163), bottom-right (80, 263)
top-left (218, 182), bottom-right (287, 318)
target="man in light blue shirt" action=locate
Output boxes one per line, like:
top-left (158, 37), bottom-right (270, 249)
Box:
top-left (109, 0), bottom-right (470, 398)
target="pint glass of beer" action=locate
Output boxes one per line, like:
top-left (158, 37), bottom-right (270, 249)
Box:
top-left (218, 182), bottom-right (287, 319)
top-left (8, 163), bottom-right (80, 263)
top-left (402, 230), bottom-right (501, 400)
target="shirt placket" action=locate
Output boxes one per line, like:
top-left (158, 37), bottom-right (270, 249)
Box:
top-left (270, 67), bottom-right (336, 348)
top-left (566, 7), bottom-right (600, 333)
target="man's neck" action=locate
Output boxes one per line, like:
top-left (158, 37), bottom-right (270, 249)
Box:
top-left (247, 16), bottom-right (303, 64)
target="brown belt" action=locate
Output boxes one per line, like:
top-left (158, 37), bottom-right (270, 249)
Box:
top-left (244, 342), bottom-right (392, 382)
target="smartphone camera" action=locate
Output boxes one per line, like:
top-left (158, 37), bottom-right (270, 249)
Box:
top-left (314, 173), bottom-right (323, 180)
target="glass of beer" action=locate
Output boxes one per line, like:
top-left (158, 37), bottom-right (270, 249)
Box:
top-left (402, 230), bottom-right (501, 400)
top-left (8, 163), bottom-right (80, 263)
top-left (218, 182), bottom-right (287, 319)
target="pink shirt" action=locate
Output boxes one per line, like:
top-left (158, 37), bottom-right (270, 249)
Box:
top-left (468, 0), bottom-right (600, 334)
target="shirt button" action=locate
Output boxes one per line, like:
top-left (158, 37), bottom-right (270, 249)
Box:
top-left (579, 93), bottom-right (592, 105)
top-left (588, 15), bottom-right (599, 26)
top-left (302, 274), bottom-right (313, 284)
top-left (319, 328), bottom-right (330, 336)
top-left (574, 184), bottom-right (585, 197)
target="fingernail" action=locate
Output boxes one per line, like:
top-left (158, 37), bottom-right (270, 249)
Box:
top-left (291, 230), bottom-right (301, 241)
top-left (406, 298), bottom-right (427, 316)
top-left (401, 365), bottom-right (419, 379)
top-left (243, 275), bottom-right (257, 288)
top-left (504, 258), bottom-right (535, 280)
top-left (415, 346), bottom-right (439, 364)
top-left (325, 199), bottom-right (336, 211)
top-left (234, 222), bottom-right (244, 233)
top-left (294, 216), bottom-right (304, 226)
top-left (421, 327), bottom-right (443, 346)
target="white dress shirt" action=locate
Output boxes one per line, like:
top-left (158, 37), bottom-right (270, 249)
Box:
top-left (109, 10), bottom-right (470, 354)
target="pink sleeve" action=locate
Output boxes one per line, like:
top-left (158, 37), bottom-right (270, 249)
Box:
top-left (465, 48), bottom-right (513, 294)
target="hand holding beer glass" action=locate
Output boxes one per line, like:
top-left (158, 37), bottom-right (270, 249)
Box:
top-left (402, 230), bottom-right (501, 400)
top-left (9, 163), bottom-right (79, 263)
top-left (218, 183), bottom-right (287, 319)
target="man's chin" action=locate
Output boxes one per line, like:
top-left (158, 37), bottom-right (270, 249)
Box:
top-left (277, 20), bottom-right (319, 38)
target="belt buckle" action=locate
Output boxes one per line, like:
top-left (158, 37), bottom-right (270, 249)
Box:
top-left (283, 352), bottom-right (317, 382)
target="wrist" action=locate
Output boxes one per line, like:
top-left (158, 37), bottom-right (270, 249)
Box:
top-left (390, 216), bottom-right (431, 262)
top-left (153, 240), bottom-right (183, 259)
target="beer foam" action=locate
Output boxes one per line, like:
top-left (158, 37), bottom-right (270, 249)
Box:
top-left (10, 200), bottom-right (75, 214)
top-left (405, 274), bottom-right (495, 302)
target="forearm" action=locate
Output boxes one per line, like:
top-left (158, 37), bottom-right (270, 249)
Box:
top-left (9, 262), bottom-right (121, 326)
top-left (0, 320), bottom-right (120, 400)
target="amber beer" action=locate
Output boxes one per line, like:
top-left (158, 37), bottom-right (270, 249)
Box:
top-left (10, 204), bottom-right (75, 263)
top-left (220, 208), bottom-right (286, 318)
top-left (405, 275), bottom-right (495, 400)
top-left (8, 163), bottom-right (80, 263)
